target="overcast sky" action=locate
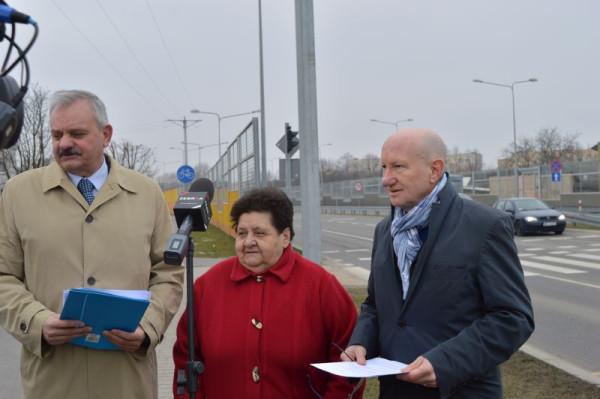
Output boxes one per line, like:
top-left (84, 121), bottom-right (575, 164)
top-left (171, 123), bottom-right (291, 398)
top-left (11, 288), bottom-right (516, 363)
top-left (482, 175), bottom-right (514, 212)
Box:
top-left (7, 0), bottom-right (600, 174)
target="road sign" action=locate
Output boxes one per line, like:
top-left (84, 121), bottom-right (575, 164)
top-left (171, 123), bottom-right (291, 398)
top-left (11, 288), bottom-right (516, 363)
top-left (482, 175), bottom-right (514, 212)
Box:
top-left (176, 165), bottom-right (195, 184)
top-left (354, 181), bottom-right (363, 192)
top-left (551, 160), bottom-right (562, 173)
top-left (551, 172), bottom-right (561, 182)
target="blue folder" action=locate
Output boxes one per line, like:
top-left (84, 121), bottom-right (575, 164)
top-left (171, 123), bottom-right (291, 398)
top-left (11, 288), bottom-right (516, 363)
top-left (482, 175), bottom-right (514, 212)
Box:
top-left (60, 288), bottom-right (150, 350)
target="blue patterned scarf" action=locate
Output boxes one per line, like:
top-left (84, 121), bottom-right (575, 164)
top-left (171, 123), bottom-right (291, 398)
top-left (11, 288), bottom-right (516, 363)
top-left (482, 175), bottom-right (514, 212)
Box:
top-left (391, 174), bottom-right (447, 299)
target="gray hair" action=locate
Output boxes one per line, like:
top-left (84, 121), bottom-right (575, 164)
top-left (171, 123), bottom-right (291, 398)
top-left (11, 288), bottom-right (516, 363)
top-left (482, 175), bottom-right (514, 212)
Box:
top-left (49, 90), bottom-right (109, 129)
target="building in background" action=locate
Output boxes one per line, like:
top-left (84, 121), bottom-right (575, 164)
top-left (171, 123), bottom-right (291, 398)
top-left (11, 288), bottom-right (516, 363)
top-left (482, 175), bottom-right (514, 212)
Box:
top-left (447, 151), bottom-right (483, 174)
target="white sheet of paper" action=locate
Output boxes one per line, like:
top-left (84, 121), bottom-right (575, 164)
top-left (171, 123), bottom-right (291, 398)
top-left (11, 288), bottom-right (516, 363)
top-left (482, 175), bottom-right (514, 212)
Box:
top-left (311, 357), bottom-right (408, 378)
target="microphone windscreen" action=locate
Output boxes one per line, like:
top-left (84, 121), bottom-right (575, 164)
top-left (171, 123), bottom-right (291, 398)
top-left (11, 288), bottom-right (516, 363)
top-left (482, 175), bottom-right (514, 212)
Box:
top-left (189, 178), bottom-right (215, 206)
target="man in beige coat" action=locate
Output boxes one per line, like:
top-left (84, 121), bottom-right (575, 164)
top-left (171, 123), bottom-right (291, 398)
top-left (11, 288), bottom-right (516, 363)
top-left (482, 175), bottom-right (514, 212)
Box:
top-left (0, 90), bottom-right (183, 398)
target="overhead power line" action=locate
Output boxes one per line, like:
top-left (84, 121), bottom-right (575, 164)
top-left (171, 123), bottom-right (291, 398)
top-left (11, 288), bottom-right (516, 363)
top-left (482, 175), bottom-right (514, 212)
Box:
top-left (143, 0), bottom-right (197, 110)
top-left (94, 0), bottom-right (179, 114)
top-left (50, 0), bottom-right (167, 120)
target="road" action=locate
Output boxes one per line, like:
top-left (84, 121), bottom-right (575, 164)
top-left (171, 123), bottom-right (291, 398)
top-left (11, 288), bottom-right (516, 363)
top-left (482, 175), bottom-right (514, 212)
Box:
top-left (295, 213), bottom-right (600, 381)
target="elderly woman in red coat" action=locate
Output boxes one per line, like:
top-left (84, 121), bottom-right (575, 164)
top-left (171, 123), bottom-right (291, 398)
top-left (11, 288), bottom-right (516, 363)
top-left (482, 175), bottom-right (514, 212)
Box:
top-left (173, 187), bottom-right (363, 399)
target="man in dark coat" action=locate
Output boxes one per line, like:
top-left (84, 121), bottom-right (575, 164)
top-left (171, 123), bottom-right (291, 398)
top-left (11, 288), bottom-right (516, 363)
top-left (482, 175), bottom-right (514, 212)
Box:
top-left (342, 128), bottom-right (534, 398)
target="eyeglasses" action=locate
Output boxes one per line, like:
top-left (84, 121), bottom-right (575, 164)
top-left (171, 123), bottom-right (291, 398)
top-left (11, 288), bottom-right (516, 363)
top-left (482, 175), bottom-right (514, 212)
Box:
top-left (306, 342), bottom-right (366, 399)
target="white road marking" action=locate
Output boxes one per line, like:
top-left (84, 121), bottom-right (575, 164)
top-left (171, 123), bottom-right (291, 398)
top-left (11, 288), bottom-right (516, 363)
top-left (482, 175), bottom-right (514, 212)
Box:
top-left (322, 229), bottom-right (373, 242)
top-left (568, 253), bottom-right (600, 261)
top-left (583, 248), bottom-right (600, 252)
top-left (322, 250), bottom-right (340, 254)
top-left (358, 257), bottom-right (372, 261)
top-left (575, 235), bottom-right (600, 239)
top-left (534, 274), bottom-right (600, 290)
top-left (556, 245), bottom-right (577, 249)
top-left (548, 251), bottom-right (570, 255)
top-left (346, 249), bottom-right (370, 253)
top-left (521, 260), bottom-right (585, 274)
top-left (524, 248), bottom-right (544, 251)
top-left (524, 271), bottom-right (539, 277)
top-left (518, 253), bottom-right (536, 258)
top-left (535, 256), bottom-right (600, 271)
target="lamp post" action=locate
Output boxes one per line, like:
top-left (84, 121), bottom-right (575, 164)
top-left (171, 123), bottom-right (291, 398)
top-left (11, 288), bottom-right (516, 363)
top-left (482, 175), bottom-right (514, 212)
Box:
top-left (370, 117), bottom-right (414, 131)
top-left (186, 141), bottom-right (228, 167)
top-left (189, 109), bottom-right (260, 159)
top-left (473, 77), bottom-right (538, 196)
top-left (169, 146), bottom-right (185, 164)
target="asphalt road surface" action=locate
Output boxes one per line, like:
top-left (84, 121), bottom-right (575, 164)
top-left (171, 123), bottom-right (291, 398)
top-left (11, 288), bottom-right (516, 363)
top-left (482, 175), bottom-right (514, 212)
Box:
top-left (295, 213), bottom-right (600, 380)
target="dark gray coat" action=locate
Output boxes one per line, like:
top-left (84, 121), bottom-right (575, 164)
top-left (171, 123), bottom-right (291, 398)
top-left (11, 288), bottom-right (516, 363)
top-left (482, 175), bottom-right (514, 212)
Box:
top-left (350, 182), bottom-right (534, 399)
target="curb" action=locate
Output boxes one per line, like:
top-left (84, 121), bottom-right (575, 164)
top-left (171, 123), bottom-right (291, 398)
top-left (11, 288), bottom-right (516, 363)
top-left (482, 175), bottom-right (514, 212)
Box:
top-left (521, 344), bottom-right (600, 387)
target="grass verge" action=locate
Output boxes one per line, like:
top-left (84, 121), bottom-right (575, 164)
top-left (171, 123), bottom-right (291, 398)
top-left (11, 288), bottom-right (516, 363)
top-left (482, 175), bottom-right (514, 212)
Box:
top-left (191, 224), bottom-right (235, 258)
top-left (347, 287), bottom-right (600, 399)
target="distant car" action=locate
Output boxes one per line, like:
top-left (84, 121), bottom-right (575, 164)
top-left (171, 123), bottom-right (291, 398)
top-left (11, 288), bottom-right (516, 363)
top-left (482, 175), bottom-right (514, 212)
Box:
top-left (492, 197), bottom-right (566, 236)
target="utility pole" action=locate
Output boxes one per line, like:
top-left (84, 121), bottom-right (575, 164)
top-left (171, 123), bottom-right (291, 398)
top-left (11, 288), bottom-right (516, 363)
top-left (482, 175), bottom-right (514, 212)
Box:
top-left (295, 0), bottom-right (321, 263)
top-left (166, 116), bottom-right (202, 165)
top-left (258, 0), bottom-right (267, 186)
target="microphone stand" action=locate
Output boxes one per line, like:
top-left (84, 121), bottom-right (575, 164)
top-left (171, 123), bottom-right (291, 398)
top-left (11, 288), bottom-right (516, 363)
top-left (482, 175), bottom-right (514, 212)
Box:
top-left (171, 219), bottom-right (204, 397)
top-left (183, 238), bottom-right (204, 398)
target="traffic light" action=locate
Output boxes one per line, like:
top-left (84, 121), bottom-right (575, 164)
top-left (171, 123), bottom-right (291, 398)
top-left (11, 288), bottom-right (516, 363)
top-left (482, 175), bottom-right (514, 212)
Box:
top-left (285, 123), bottom-right (299, 155)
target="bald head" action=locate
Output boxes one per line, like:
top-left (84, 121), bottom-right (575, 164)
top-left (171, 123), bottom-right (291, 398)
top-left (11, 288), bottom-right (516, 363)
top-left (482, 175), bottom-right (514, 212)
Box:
top-left (383, 128), bottom-right (447, 165)
top-left (380, 128), bottom-right (447, 209)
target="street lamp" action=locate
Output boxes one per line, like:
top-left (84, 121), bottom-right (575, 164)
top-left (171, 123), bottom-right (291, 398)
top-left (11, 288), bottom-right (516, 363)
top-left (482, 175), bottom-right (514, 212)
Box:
top-left (472, 78), bottom-right (537, 161)
top-left (473, 77), bottom-right (537, 196)
top-left (370, 118), bottom-right (414, 130)
top-left (189, 109), bottom-right (260, 158)
top-left (186, 141), bottom-right (228, 166)
top-left (169, 146), bottom-right (185, 165)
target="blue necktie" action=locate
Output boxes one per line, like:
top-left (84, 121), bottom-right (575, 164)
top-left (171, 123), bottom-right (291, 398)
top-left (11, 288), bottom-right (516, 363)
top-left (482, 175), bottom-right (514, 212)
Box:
top-left (77, 178), bottom-right (95, 204)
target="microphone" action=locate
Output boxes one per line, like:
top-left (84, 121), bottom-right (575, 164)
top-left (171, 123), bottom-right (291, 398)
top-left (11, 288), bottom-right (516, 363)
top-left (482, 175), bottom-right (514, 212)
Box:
top-left (0, 4), bottom-right (35, 25)
top-left (0, 2), bottom-right (38, 149)
top-left (164, 178), bottom-right (215, 265)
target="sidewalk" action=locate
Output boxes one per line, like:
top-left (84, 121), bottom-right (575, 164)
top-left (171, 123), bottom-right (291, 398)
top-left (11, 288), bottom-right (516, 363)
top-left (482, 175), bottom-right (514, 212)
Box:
top-left (156, 257), bottom-right (368, 398)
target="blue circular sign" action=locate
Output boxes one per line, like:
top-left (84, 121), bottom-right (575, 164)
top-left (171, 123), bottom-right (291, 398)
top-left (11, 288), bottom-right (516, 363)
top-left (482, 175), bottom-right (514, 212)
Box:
top-left (176, 165), bottom-right (196, 184)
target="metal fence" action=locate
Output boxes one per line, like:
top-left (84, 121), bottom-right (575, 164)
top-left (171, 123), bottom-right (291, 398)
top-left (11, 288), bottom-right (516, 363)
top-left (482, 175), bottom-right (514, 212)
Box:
top-left (207, 117), bottom-right (259, 191)
top-left (206, 117), bottom-right (261, 210)
top-left (281, 159), bottom-right (600, 207)
top-left (464, 160), bottom-right (600, 200)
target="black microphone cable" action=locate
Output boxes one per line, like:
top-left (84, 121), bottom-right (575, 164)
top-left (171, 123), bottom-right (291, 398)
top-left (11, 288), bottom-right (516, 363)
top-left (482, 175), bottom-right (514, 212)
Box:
top-left (1, 20), bottom-right (38, 77)
top-left (1, 31), bottom-right (30, 106)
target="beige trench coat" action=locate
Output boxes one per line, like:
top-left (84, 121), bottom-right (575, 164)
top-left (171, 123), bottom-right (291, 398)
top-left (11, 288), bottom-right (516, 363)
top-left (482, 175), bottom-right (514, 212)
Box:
top-left (0, 157), bottom-right (183, 399)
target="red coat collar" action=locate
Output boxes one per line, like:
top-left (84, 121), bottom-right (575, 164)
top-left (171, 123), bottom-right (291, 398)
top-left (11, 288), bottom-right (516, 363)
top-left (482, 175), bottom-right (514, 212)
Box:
top-left (230, 245), bottom-right (295, 283)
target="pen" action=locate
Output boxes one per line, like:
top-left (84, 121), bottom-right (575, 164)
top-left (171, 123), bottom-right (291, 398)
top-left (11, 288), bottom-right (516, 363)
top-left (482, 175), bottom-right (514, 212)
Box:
top-left (332, 342), bottom-right (355, 361)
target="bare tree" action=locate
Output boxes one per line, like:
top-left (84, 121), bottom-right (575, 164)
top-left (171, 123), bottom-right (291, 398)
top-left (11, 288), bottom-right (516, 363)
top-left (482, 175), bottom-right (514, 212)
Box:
top-left (363, 153), bottom-right (380, 177)
top-left (502, 137), bottom-right (537, 168)
top-left (108, 140), bottom-right (158, 177)
top-left (535, 127), bottom-right (580, 165)
top-left (0, 85), bottom-right (51, 179)
top-left (502, 127), bottom-right (581, 168)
